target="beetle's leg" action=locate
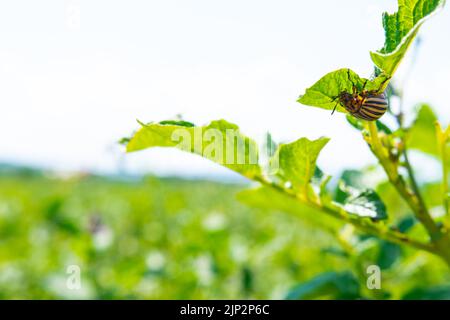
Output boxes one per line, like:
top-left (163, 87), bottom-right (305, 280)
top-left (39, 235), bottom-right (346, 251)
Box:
top-left (330, 95), bottom-right (339, 102)
top-left (331, 102), bottom-right (338, 115)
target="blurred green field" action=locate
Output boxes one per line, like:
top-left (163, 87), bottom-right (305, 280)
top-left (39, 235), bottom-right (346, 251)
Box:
top-left (0, 166), bottom-right (449, 299)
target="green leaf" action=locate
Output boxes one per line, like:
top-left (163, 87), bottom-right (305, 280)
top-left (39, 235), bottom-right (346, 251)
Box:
top-left (285, 272), bottom-right (361, 300)
top-left (407, 104), bottom-right (450, 168)
top-left (311, 167), bottom-right (333, 203)
top-left (335, 170), bottom-right (368, 204)
top-left (338, 184), bottom-right (388, 220)
top-left (407, 104), bottom-right (439, 155)
top-left (436, 122), bottom-right (450, 171)
top-left (273, 137), bottom-right (329, 195)
top-left (370, 0), bottom-right (445, 76)
top-left (376, 241), bottom-right (402, 270)
top-left (158, 120), bottom-right (195, 127)
top-left (298, 69), bottom-right (387, 113)
top-left (126, 119), bottom-right (262, 179)
top-left (298, 69), bottom-right (364, 113)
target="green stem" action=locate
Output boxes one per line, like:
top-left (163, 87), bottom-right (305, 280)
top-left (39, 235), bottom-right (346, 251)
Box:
top-left (366, 122), bottom-right (398, 179)
top-left (402, 148), bottom-right (438, 231)
top-left (443, 152), bottom-right (449, 220)
top-left (366, 121), bottom-right (442, 241)
top-left (433, 123), bottom-right (450, 229)
top-left (319, 203), bottom-right (435, 253)
top-left (254, 175), bottom-right (435, 254)
top-left (438, 129), bottom-right (450, 222)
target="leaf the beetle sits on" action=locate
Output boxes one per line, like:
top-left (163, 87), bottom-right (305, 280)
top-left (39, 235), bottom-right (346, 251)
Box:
top-left (298, 69), bottom-right (390, 114)
top-left (298, 69), bottom-right (368, 113)
top-left (126, 119), bottom-right (262, 179)
top-left (370, 0), bottom-right (445, 77)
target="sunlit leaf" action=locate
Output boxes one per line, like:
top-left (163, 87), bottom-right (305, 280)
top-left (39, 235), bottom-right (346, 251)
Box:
top-left (126, 119), bottom-right (262, 179)
top-left (298, 69), bottom-right (366, 113)
top-left (407, 104), bottom-right (450, 167)
top-left (158, 120), bottom-right (195, 127)
top-left (272, 137), bottom-right (329, 195)
top-left (407, 104), bottom-right (439, 155)
top-left (370, 0), bottom-right (445, 76)
top-left (298, 69), bottom-right (389, 113)
top-left (338, 183), bottom-right (388, 220)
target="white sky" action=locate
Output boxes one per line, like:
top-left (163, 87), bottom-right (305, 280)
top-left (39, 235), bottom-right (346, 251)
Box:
top-left (0, 0), bottom-right (449, 178)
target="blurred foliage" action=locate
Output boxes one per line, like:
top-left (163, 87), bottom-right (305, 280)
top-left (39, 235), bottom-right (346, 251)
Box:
top-left (0, 167), bottom-right (338, 299)
top-left (0, 166), bottom-right (449, 299)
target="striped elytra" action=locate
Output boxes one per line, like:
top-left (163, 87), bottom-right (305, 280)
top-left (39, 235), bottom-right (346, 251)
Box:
top-left (338, 90), bottom-right (388, 121)
top-left (352, 92), bottom-right (388, 121)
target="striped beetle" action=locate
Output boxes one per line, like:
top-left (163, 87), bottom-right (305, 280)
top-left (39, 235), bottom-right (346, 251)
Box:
top-left (332, 69), bottom-right (389, 121)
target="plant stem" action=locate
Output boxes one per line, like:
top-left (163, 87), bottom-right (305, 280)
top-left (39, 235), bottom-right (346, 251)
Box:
top-left (319, 202), bottom-right (435, 253)
top-left (437, 126), bottom-right (450, 221)
top-left (254, 175), bottom-right (436, 254)
top-left (443, 149), bottom-right (449, 220)
top-left (366, 121), bottom-right (398, 179)
top-left (366, 121), bottom-right (443, 241)
top-left (403, 148), bottom-right (430, 218)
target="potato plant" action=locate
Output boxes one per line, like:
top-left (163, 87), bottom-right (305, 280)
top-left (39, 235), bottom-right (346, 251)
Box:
top-left (123, 0), bottom-right (450, 297)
